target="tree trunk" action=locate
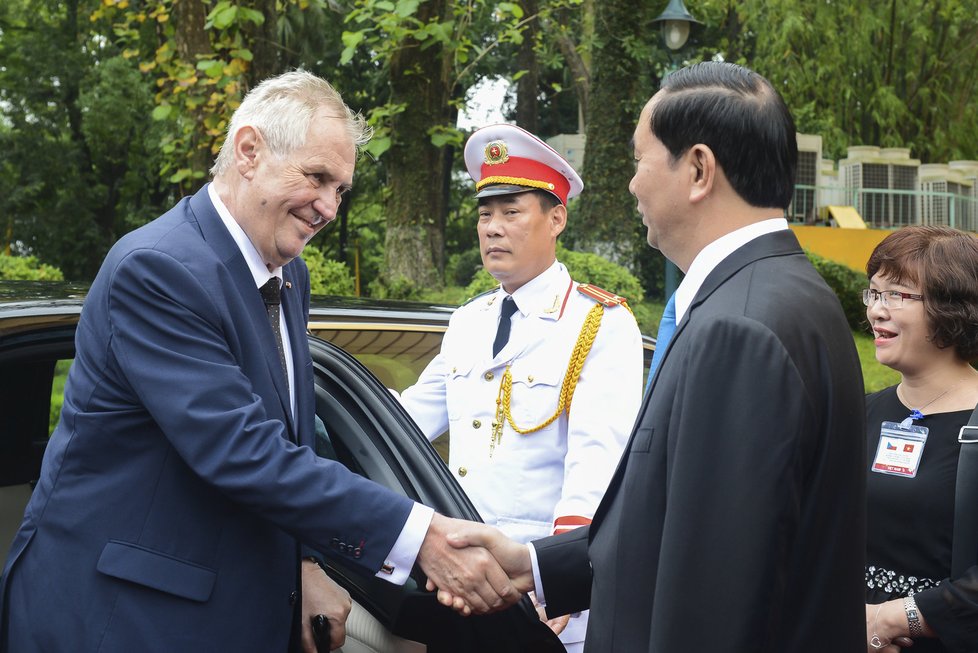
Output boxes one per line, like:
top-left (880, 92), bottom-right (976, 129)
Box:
top-left (172, 0), bottom-right (215, 190)
top-left (515, 0), bottom-right (540, 132)
top-left (575, 0), bottom-right (647, 267)
top-left (248, 0), bottom-right (282, 85)
top-left (382, 0), bottom-right (451, 293)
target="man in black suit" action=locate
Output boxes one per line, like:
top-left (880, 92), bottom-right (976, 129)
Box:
top-left (441, 61), bottom-right (868, 652)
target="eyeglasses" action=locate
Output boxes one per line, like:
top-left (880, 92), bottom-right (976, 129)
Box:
top-left (862, 288), bottom-right (924, 309)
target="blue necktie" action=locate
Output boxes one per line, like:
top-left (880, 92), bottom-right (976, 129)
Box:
top-left (645, 292), bottom-right (677, 394)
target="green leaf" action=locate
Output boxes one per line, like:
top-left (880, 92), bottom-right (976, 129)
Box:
top-left (496, 2), bottom-right (524, 19)
top-left (341, 30), bottom-right (365, 49)
top-left (196, 60), bottom-right (224, 78)
top-left (394, 0), bottom-right (421, 17)
top-left (428, 125), bottom-right (463, 148)
top-left (512, 69), bottom-right (528, 81)
top-left (363, 136), bottom-right (392, 159)
top-left (169, 168), bottom-right (192, 183)
top-left (230, 48), bottom-right (253, 62)
top-left (238, 8), bottom-right (265, 26)
top-left (212, 5), bottom-right (237, 30)
top-left (151, 104), bottom-right (173, 121)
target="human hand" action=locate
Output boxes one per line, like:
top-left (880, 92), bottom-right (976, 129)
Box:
top-left (428, 517), bottom-right (535, 615)
top-left (301, 559), bottom-right (351, 652)
top-left (530, 591), bottom-right (570, 636)
top-left (865, 601), bottom-right (916, 652)
top-left (417, 514), bottom-right (523, 616)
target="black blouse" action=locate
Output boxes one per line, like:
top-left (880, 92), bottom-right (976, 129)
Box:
top-left (866, 385), bottom-right (978, 653)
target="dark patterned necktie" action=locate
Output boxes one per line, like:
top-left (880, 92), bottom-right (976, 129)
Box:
top-left (492, 296), bottom-right (518, 357)
top-left (259, 277), bottom-right (289, 392)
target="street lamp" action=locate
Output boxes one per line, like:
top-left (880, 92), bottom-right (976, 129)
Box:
top-left (652, 0), bottom-right (701, 51)
top-left (652, 0), bottom-right (700, 299)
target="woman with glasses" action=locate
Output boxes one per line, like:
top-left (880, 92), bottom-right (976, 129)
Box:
top-left (862, 225), bottom-right (978, 652)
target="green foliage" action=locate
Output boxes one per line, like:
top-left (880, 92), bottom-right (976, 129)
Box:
top-left (805, 250), bottom-right (868, 332)
top-left (853, 331), bottom-right (901, 394)
top-left (445, 247), bottom-right (484, 286)
top-left (558, 244), bottom-right (644, 302)
top-left (49, 359), bottom-right (71, 435)
top-left (303, 247), bottom-right (356, 296)
top-left (369, 274), bottom-right (423, 301)
top-left (725, 0), bottom-right (978, 162)
top-left (463, 269), bottom-right (499, 297)
top-left (0, 254), bottom-right (64, 281)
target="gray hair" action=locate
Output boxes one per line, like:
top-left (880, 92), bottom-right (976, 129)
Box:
top-left (210, 70), bottom-right (371, 176)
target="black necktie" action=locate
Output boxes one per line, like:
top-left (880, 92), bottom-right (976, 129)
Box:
top-left (259, 277), bottom-right (289, 392)
top-left (492, 296), bottom-right (518, 357)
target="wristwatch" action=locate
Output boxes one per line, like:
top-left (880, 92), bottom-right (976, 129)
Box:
top-left (904, 594), bottom-right (924, 637)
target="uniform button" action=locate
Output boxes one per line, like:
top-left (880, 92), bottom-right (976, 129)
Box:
top-left (484, 371), bottom-right (494, 381)
top-left (458, 467), bottom-right (468, 477)
top-left (451, 367), bottom-right (457, 373)
top-left (527, 375), bottom-right (534, 382)
top-left (289, 591), bottom-right (297, 605)
top-left (472, 419), bottom-right (481, 429)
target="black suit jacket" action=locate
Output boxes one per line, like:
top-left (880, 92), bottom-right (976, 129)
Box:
top-left (535, 230), bottom-right (867, 652)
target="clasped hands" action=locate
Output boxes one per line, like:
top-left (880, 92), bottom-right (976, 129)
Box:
top-left (418, 513), bottom-right (534, 616)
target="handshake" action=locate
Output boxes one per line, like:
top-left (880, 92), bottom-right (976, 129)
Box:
top-left (417, 513), bottom-right (536, 616)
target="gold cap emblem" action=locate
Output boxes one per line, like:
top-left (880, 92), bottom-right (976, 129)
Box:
top-left (484, 140), bottom-right (509, 165)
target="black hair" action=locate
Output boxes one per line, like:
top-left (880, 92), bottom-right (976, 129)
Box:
top-left (650, 61), bottom-right (797, 210)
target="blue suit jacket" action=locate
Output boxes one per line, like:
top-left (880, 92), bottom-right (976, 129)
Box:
top-left (0, 187), bottom-right (413, 651)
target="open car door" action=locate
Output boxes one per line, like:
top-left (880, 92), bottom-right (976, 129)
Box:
top-left (306, 336), bottom-right (565, 653)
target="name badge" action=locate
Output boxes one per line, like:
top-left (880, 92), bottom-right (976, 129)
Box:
top-left (871, 421), bottom-right (929, 478)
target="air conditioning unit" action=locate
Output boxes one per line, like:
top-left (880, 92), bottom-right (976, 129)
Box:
top-left (919, 163), bottom-right (975, 230)
top-left (790, 133), bottom-right (821, 223)
top-left (839, 147), bottom-right (920, 228)
top-left (948, 161), bottom-right (978, 232)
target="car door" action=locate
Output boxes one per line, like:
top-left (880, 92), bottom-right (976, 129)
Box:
top-left (307, 335), bottom-right (565, 652)
top-left (0, 306), bottom-right (564, 652)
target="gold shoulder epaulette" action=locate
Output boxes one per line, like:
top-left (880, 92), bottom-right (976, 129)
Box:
top-left (461, 286), bottom-right (501, 306)
top-left (577, 283), bottom-right (628, 308)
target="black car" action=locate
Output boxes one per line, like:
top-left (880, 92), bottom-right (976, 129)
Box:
top-left (0, 281), bottom-right (653, 651)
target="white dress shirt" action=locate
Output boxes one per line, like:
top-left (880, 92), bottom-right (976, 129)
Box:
top-left (207, 184), bottom-right (432, 585)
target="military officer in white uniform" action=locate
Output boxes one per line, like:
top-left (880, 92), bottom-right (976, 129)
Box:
top-left (399, 124), bottom-right (643, 652)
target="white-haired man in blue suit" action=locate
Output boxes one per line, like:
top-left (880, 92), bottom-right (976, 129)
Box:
top-left (0, 71), bottom-right (515, 653)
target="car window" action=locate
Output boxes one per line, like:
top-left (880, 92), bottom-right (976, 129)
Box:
top-left (307, 336), bottom-right (565, 652)
top-left (307, 324), bottom-right (444, 393)
top-left (0, 348), bottom-right (73, 564)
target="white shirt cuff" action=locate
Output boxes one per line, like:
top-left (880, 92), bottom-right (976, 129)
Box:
top-left (375, 502), bottom-right (434, 585)
top-left (528, 541), bottom-right (545, 604)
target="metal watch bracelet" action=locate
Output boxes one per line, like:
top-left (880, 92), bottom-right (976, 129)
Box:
top-left (904, 595), bottom-right (924, 637)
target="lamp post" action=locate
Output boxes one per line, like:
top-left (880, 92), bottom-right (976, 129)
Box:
top-left (652, 0), bottom-right (700, 299)
top-left (652, 0), bottom-right (701, 54)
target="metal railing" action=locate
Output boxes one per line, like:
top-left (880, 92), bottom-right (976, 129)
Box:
top-left (788, 185), bottom-right (978, 233)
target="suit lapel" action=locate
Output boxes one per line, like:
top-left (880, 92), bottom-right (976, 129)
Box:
top-left (593, 230), bottom-right (805, 529)
top-left (189, 186), bottom-right (296, 440)
top-left (281, 265), bottom-right (307, 441)
top-left (645, 230), bottom-right (802, 398)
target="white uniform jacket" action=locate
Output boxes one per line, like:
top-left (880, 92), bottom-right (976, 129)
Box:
top-left (400, 261), bottom-right (643, 542)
